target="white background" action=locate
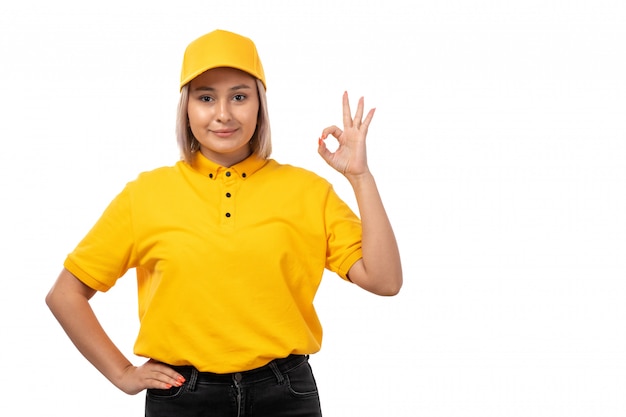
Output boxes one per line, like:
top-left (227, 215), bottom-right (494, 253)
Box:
top-left (1, 1), bottom-right (625, 416)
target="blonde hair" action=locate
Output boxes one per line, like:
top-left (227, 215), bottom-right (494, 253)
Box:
top-left (176, 78), bottom-right (272, 164)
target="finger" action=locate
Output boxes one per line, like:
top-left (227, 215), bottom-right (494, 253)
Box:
top-left (148, 372), bottom-right (185, 389)
top-left (353, 97), bottom-right (365, 128)
top-left (361, 107), bottom-right (376, 130)
top-left (148, 378), bottom-right (182, 390)
top-left (320, 125), bottom-right (343, 140)
top-left (318, 137), bottom-right (329, 156)
top-left (145, 360), bottom-right (186, 387)
top-left (317, 137), bottom-right (334, 164)
top-left (342, 91), bottom-right (353, 128)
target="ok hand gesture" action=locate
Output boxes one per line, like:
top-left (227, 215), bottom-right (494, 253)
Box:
top-left (318, 92), bottom-right (375, 178)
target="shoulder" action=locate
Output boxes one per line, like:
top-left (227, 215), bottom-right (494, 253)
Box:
top-left (127, 161), bottom-right (187, 187)
top-left (115, 162), bottom-right (194, 204)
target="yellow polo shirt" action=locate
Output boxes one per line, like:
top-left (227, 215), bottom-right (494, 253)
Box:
top-left (64, 152), bottom-right (362, 373)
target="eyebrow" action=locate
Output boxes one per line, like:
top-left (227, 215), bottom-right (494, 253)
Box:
top-left (192, 84), bottom-right (253, 92)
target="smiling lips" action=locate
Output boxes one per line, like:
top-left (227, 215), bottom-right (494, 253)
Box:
top-left (211, 128), bottom-right (238, 138)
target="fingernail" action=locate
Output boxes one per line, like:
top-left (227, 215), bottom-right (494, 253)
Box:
top-left (165, 384), bottom-right (172, 389)
top-left (177, 376), bottom-right (186, 383)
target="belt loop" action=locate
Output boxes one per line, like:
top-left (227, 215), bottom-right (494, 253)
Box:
top-left (187, 367), bottom-right (199, 392)
top-left (269, 361), bottom-right (285, 384)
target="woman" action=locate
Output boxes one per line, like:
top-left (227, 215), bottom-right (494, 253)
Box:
top-left (46, 29), bottom-right (402, 416)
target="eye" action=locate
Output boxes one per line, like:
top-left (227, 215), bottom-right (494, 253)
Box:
top-left (233, 94), bottom-right (246, 102)
top-left (199, 95), bottom-right (214, 102)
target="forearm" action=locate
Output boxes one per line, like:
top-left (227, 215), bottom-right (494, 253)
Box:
top-left (46, 270), bottom-right (133, 390)
top-left (347, 171), bottom-right (403, 295)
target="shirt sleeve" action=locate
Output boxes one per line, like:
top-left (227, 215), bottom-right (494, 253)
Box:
top-left (64, 184), bottom-right (137, 292)
top-left (323, 185), bottom-right (363, 280)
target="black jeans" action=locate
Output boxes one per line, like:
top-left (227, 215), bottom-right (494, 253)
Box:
top-left (145, 355), bottom-right (322, 417)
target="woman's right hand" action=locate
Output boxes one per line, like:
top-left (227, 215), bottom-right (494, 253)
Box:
top-left (115, 359), bottom-right (185, 395)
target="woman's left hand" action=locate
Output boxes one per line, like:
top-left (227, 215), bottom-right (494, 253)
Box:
top-left (318, 92), bottom-right (375, 177)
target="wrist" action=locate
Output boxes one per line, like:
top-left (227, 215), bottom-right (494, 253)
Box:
top-left (346, 170), bottom-right (374, 187)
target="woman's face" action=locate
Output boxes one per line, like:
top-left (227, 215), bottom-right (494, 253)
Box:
top-left (187, 67), bottom-right (260, 167)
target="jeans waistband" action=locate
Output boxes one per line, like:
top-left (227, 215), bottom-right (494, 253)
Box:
top-left (170, 354), bottom-right (308, 387)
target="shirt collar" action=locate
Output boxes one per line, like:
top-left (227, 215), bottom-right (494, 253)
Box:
top-left (191, 151), bottom-right (268, 180)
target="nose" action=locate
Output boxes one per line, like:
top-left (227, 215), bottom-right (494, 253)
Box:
top-left (216, 99), bottom-right (232, 123)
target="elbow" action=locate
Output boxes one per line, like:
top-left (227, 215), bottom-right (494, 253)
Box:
top-left (378, 280), bottom-right (402, 297)
top-left (45, 288), bottom-right (58, 313)
top-left (45, 283), bottom-right (69, 315)
top-left (369, 272), bottom-right (403, 297)
top-left (383, 267), bottom-right (403, 296)
top-left (348, 260), bottom-right (403, 296)
top-left (387, 284), bottom-right (402, 297)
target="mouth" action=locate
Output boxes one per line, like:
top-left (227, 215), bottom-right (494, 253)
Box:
top-left (211, 128), bottom-right (238, 138)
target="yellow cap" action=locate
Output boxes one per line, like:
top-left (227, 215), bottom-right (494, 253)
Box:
top-left (180, 29), bottom-right (266, 91)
